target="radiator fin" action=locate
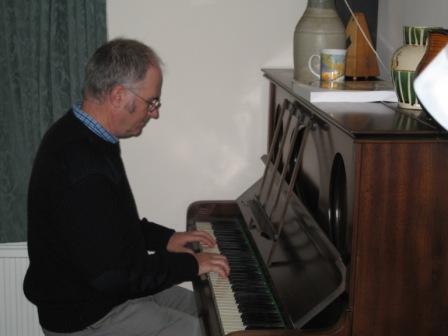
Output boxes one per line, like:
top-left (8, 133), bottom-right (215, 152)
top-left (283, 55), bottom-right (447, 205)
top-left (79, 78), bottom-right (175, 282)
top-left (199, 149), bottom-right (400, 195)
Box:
top-left (0, 243), bottom-right (42, 336)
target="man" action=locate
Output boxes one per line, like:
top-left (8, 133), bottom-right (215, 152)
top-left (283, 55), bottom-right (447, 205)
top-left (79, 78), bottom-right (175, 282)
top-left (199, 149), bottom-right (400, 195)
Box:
top-left (24, 38), bottom-right (229, 336)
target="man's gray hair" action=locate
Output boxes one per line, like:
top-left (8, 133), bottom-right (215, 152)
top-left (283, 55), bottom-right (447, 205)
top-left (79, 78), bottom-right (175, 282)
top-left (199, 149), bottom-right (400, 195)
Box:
top-left (83, 38), bottom-right (162, 101)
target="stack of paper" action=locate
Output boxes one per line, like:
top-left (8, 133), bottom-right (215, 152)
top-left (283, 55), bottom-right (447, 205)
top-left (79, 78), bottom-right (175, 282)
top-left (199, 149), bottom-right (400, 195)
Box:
top-left (292, 80), bottom-right (398, 103)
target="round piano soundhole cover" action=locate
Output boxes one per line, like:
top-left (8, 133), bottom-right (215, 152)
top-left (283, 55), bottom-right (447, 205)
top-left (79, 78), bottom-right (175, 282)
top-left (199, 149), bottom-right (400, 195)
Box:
top-left (329, 154), bottom-right (349, 263)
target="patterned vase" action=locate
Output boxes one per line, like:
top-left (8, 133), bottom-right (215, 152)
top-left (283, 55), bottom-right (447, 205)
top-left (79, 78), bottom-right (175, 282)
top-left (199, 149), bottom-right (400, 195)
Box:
top-left (391, 26), bottom-right (435, 110)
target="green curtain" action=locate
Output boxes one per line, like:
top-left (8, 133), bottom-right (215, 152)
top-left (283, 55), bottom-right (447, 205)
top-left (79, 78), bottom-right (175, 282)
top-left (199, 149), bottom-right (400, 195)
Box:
top-left (0, 0), bottom-right (107, 243)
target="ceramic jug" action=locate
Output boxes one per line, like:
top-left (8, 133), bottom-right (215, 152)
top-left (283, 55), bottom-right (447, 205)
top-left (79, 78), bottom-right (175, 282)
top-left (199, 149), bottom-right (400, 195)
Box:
top-left (293, 0), bottom-right (345, 83)
top-left (391, 26), bottom-right (436, 110)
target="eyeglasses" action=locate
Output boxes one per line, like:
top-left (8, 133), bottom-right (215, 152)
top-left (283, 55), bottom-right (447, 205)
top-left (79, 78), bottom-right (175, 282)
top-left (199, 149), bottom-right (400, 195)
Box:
top-left (126, 88), bottom-right (161, 113)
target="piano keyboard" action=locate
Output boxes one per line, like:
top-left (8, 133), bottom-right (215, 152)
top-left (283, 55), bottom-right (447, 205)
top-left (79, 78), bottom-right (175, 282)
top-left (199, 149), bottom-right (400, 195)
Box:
top-left (196, 221), bottom-right (286, 335)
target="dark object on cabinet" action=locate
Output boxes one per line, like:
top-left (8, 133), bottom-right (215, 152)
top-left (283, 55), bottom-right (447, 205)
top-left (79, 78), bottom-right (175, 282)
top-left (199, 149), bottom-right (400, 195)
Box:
top-left (188, 68), bottom-right (448, 336)
top-left (345, 12), bottom-right (379, 79)
top-left (335, 0), bottom-right (379, 48)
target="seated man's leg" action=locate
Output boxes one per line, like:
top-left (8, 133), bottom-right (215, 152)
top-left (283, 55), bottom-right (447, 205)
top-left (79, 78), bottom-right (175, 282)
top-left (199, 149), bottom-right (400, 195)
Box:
top-left (43, 289), bottom-right (203, 336)
top-left (92, 293), bottom-right (202, 336)
top-left (152, 285), bottom-right (199, 317)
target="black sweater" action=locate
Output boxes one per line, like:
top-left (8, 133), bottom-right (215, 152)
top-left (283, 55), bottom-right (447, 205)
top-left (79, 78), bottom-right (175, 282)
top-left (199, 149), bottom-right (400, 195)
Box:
top-left (24, 111), bottom-right (198, 332)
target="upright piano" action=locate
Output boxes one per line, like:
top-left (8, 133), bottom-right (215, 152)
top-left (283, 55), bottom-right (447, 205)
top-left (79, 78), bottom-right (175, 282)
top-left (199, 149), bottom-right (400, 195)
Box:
top-left (187, 69), bottom-right (448, 336)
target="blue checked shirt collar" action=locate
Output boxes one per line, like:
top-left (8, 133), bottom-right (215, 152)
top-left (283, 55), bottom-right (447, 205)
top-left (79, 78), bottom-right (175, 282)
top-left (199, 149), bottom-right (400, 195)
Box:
top-left (72, 103), bottom-right (119, 144)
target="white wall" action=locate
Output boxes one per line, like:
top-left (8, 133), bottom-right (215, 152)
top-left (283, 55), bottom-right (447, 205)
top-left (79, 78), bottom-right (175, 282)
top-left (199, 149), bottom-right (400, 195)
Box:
top-left (377, 0), bottom-right (448, 79)
top-left (107, 0), bottom-right (448, 232)
top-left (107, 0), bottom-right (305, 232)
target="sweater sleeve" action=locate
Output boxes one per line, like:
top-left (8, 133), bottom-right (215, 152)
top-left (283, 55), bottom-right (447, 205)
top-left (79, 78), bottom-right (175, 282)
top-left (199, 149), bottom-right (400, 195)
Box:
top-left (140, 218), bottom-right (175, 251)
top-left (54, 174), bottom-right (198, 297)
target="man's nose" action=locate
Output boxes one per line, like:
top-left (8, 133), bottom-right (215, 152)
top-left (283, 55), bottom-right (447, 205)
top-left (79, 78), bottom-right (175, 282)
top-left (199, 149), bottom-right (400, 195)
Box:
top-left (149, 108), bottom-right (159, 119)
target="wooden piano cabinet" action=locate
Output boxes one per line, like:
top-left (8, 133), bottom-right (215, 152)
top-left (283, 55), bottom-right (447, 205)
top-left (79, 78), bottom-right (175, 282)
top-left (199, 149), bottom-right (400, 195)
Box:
top-left (263, 69), bottom-right (448, 336)
top-left (351, 141), bottom-right (448, 335)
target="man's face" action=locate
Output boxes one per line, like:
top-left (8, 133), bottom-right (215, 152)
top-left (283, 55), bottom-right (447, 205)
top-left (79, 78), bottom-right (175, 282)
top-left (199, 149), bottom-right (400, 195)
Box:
top-left (115, 66), bottom-right (162, 138)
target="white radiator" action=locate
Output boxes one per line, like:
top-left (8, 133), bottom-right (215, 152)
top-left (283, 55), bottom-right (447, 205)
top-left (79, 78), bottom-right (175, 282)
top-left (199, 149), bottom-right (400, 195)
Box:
top-left (0, 243), bottom-right (43, 336)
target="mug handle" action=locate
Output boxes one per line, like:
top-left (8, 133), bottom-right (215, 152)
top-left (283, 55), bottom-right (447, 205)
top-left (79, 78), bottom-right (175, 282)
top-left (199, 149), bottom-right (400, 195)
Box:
top-left (308, 54), bottom-right (320, 78)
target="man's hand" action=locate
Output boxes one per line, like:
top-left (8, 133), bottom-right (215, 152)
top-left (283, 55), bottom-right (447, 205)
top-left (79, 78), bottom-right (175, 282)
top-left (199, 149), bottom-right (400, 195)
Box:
top-left (166, 230), bottom-right (216, 254)
top-left (167, 231), bottom-right (230, 278)
top-left (195, 252), bottom-right (230, 279)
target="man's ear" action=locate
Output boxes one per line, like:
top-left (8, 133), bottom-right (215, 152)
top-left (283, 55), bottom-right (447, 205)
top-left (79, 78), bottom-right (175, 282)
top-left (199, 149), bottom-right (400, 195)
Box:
top-left (109, 84), bottom-right (127, 108)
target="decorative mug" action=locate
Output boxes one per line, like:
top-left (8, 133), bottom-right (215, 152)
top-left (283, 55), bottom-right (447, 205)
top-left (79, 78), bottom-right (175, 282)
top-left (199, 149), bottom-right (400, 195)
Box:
top-left (308, 49), bottom-right (347, 82)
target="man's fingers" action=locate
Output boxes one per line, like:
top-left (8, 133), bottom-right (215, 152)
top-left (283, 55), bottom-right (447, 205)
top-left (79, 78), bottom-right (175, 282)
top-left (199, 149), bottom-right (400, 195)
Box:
top-left (167, 231), bottom-right (216, 253)
top-left (211, 257), bottom-right (230, 277)
top-left (196, 252), bottom-right (230, 278)
top-left (190, 230), bottom-right (216, 247)
top-left (176, 246), bottom-right (194, 254)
